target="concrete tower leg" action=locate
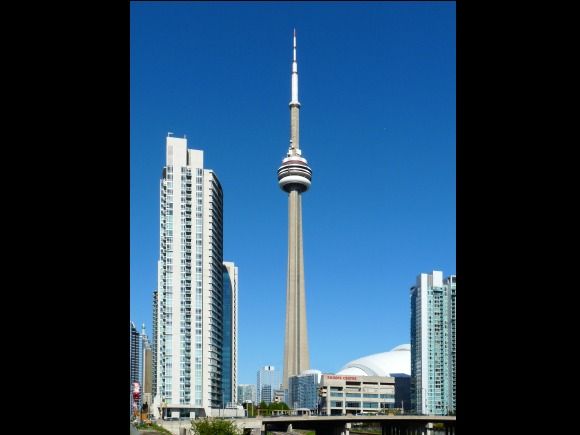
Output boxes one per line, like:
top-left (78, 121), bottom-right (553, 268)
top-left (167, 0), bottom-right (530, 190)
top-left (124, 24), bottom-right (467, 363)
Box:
top-left (283, 189), bottom-right (310, 387)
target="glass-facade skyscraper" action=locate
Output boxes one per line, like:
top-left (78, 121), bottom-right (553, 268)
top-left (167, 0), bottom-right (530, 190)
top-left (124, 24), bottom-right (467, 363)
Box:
top-left (288, 370), bottom-right (320, 410)
top-left (257, 365), bottom-right (280, 404)
top-left (152, 135), bottom-right (237, 418)
top-left (410, 271), bottom-right (456, 415)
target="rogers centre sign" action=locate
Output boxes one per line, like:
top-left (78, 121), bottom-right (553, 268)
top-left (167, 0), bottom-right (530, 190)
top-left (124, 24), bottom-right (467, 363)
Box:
top-left (325, 375), bottom-right (359, 381)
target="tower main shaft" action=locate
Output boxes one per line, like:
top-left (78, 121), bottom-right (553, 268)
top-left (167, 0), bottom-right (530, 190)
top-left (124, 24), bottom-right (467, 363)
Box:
top-left (278, 30), bottom-right (312, 389)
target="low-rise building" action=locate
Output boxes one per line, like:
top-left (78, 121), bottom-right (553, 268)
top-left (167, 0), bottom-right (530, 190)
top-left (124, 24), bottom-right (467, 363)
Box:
top-left (319, 374), bottom-right (396, 416)
top-left (273, 389), bottom-right (286, 404)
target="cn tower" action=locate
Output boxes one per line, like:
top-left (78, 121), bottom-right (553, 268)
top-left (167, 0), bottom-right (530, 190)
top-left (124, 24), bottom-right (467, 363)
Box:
top-left (277, 29), bottom-right (312, 389)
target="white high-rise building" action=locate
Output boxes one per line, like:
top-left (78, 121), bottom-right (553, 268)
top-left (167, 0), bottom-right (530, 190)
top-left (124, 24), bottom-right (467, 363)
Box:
top-left (222, 261), bottom-right (238, 407)
top-left (153, 135), bottom-right (234, 418)
top-left (410, 271), bottom-right (457, 415)
top-left (257, 365), bottom-right (280, 404)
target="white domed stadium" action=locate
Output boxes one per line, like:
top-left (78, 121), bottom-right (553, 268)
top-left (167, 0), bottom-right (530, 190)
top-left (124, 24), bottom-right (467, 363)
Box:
top-left (336, 344), bottom-right (411, 378)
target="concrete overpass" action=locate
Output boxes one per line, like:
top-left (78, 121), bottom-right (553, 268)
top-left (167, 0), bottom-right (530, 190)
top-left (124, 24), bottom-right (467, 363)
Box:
top-left (237, 415), bottom-right (456, 434)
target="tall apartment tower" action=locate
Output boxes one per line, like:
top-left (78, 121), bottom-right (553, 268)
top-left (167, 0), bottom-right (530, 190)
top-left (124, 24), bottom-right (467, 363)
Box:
top-left (278, 29), bottom-right (312, 390)
top-left (141, 324), bottom-right (153, 410)
top-left (130, 321), bottom-right (142, 416)
top-left (222, 262), bottom-right (238, 407)
top-left (410, 271), bottom-right (457, 415)
top-left (152, 290), bottom-right (158, 406)
top-left (153, 136), bottom-right (225, 418)
top-left (257, 365), bottom-right (280, 404)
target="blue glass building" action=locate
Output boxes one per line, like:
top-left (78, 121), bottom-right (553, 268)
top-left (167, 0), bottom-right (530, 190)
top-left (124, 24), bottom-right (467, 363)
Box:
top-left (288, 370), bottom-right (321, 410)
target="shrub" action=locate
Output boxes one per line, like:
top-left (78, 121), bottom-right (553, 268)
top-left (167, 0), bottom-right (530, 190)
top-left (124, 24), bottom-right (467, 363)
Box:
top-left (191, 418), bottom-right (242, 435)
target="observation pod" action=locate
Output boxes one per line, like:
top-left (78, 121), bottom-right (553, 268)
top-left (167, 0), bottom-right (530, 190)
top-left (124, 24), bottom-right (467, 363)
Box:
top-left (277, 154), bottom-right (312, 193)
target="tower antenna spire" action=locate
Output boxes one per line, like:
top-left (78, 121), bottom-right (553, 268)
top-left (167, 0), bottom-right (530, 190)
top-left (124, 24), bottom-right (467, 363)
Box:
top-left (293, 28), bottom-right (297, 62)
top-left (290, 29), bottom-right (300, 151)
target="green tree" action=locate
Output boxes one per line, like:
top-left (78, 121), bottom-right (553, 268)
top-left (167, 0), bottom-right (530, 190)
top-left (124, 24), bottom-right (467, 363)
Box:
top-left (266, 402), bottom-right (290, 415)
top-left (242, 402), bottom-right (257, 417)
top-left (191, 418), bottom-right (242, 435)
top-left (258, 401), bottom-right (268, 416)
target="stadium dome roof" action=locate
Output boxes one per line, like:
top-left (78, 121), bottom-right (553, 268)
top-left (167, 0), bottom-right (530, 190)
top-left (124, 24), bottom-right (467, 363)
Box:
top-left (336, 344), bottom-right (411, 378)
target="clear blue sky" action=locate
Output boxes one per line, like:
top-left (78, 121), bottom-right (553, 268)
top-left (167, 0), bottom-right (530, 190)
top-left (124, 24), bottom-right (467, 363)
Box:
top-left (131, 1), bottom-right (455, 386)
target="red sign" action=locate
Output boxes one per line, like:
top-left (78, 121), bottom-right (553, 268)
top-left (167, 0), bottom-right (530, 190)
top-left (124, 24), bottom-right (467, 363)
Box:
top-left (132, 382), bottom-right (141, 402)
top-left (325, 375), bottom-right (359, 381)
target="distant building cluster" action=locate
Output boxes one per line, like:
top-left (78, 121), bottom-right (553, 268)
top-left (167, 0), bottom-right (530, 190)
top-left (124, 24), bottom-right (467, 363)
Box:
top-left (130, 322), bottom-right (141, 417)
top-left (232, 269), bottom-right (456, 418)
top-left (129, 322), bottom-right (153, 418)
top-left (130, 269), bottom-right (456, 420)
